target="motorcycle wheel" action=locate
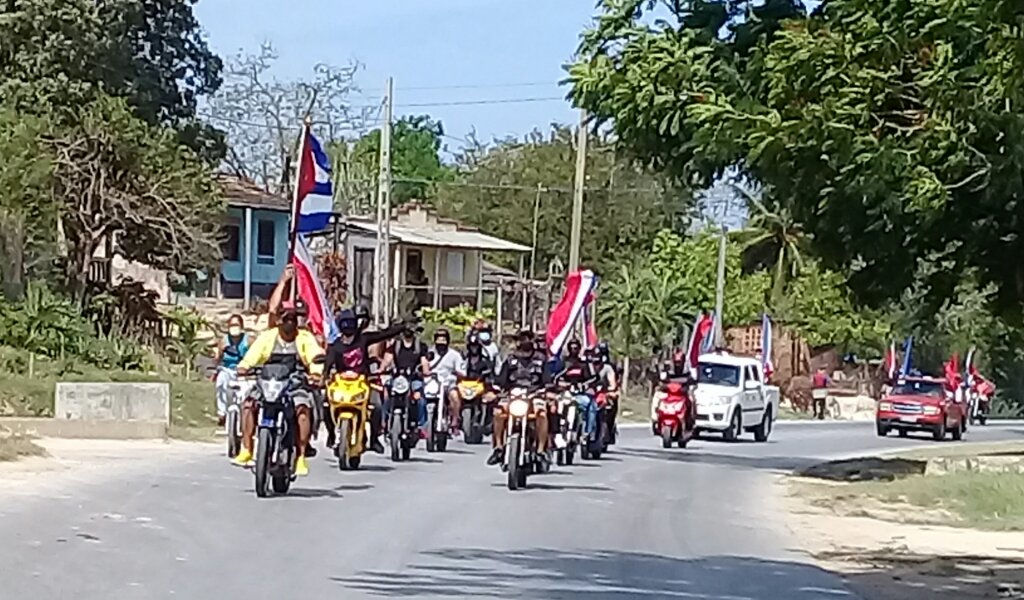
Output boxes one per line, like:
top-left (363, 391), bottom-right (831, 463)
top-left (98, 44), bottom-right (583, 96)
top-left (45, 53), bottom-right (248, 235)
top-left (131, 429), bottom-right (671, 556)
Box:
top-left (677, 429), bottom-right (689, 449)
top-left (507, 436), bottom-right (523, 491)
top-left (425, 406), bottom-right (437, 453)
top-left (227, 410), bottom-right (240, 458)
top-left (978, 414), bottom-right (987, 426)
top-left (556, 449), bottom-right (566, 466)
top-left (390, 412), bottom-right (403, 462)
top-left (254, 428), bottom-right (272, 498)
top-left (271, 459), bottom-right (291, 495)
top-left (566, 444), bottom-right (575, 466)
top-left (436, 432), bottom-right (449, 453)
top-left (660, 424), bottom-right (672, 449)
top-left (337, 420), bottom-right (357, 471)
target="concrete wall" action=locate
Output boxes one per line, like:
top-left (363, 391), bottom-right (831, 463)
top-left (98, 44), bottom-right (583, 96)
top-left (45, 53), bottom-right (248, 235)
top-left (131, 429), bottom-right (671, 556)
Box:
top-left (55, 383), bottom-right (170, 424)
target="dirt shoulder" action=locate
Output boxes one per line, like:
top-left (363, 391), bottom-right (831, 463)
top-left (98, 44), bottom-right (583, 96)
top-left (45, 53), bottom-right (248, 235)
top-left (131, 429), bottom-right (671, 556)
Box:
top-left (783, 457), bottom-right (1024, 599)
top-left (0, 437), bottom-right (214, 504)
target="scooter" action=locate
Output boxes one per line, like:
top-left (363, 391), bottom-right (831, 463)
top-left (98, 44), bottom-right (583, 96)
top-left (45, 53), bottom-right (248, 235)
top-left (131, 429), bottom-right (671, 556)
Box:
top-left (458, 377), bottom-right (490, 445)
top-left (326, 370), bottom-right (371, 470)
top-left (656, 379), bottom-right (693, 449)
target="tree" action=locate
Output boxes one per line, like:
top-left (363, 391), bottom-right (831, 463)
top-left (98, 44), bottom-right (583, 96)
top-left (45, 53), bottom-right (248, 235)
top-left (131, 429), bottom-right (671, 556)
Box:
top-left (568, 0), bottom-right (1024, 315)
top-left (341, 115), bottom-right (455, 211)
top-left (0, 0), bottom-right (225, 160)
top-left (48, 95), bottom-right (225, 300)
top-left (205, 43), bottom-right (371, 193)
top-left (731, 185), bottom-right (810, 305)
top-left (433, 126), bottom-right (691, 277)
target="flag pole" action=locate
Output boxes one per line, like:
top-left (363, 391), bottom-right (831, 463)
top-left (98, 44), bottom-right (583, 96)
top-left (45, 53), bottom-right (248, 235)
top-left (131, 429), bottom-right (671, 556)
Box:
top-left (288, 116), bottom-right (312, 304)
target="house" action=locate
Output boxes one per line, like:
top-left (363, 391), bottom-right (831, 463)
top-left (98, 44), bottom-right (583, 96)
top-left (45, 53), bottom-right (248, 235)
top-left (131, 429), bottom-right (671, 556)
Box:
top-left (343, 202), bottom-right (530, 322)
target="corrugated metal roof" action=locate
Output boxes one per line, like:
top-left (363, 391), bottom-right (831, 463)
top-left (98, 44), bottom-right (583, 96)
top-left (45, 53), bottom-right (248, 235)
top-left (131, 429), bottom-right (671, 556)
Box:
top-left (346, 221), bottom-right (530, 253)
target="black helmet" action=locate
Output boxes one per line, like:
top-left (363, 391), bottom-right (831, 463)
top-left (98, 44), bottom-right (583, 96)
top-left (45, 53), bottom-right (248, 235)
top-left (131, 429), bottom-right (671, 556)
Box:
top-left (337, 308), bottom-right (358, 334)
top-left (597, 341), bottom-right (610, 357)
top-left (434, 327), bottom-right (450, 343)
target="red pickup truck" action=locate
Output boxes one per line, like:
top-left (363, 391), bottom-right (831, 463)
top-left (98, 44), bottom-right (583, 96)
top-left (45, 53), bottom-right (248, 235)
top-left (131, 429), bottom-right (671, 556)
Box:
top-left (876, 376), bottom-right (966, 441)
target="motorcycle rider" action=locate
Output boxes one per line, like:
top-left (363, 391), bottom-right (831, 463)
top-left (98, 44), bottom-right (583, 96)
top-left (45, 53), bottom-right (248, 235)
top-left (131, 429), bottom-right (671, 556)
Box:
top-left (232, 305), bottom-right (324, 476)
top-left (453, 334), bottom-right (497, 425)
top-left (487, 330), bottom-right (551, 466)
top-left (323, 308), bottom-right (407, 454)
top-left (388, 325), bottom-right (431, 435)
top-left (594, 342), bottom-right (619, 442)
top-left (213, 314), bottom-right (250, 427)
top-left (555, 339), bottom-right (597, 446)
top-left (428, 328), bottom-right (462, 431)
top-left (476, 324), bottom-right (503, 372)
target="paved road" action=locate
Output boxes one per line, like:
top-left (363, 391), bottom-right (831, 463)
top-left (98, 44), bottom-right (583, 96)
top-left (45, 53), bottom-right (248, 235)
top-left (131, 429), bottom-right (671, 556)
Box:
top-left (1, 420), bottom-right (1021, 600)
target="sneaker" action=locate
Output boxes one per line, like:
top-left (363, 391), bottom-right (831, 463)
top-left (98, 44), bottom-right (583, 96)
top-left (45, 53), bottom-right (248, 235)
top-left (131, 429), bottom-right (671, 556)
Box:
top-left (232, 449), bottom-right (254, 467)
top-left (486, 448), bottom-right (504, 466)
top-left (295, 456), bottom-right (309, 476)
top-left (305, 446), bottom-right (318, 458)
top-left (370, 437), bottom-right (385, 454)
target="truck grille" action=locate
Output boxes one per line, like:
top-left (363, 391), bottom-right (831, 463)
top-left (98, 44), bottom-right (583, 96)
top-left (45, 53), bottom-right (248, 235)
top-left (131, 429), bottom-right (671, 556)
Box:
top-left (892, 402), bottom-right (923, 415)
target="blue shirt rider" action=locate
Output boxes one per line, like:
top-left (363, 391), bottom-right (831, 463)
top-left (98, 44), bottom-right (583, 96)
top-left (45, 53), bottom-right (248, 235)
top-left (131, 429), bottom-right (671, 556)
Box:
top-left (214, 314), bottom-right (250, 426)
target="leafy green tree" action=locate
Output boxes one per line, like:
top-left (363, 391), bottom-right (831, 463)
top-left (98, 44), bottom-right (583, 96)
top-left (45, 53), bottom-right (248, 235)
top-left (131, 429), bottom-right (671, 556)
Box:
top-left (730, 186), bottom-right (810, 304)
top-left (0, 0), bottom-right (225, 159)
top-left (346, 115), bottom-right (455, 208)
top-left (433, 126), bottom-right (691, 277)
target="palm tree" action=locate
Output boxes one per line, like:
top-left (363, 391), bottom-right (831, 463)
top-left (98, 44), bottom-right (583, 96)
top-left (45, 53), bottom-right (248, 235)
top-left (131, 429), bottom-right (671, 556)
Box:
top-left (731, 184), bottom-right (810, 305)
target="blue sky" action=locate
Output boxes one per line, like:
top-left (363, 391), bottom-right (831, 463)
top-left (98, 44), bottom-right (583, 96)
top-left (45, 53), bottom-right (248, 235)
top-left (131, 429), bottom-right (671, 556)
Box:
top-left (194, 0), bottom-right (595, 149)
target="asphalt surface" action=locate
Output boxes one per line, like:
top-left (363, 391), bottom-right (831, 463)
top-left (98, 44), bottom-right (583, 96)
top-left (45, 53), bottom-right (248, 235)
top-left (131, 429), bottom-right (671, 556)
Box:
top-left (1, 420), bottom-right (1022, 600)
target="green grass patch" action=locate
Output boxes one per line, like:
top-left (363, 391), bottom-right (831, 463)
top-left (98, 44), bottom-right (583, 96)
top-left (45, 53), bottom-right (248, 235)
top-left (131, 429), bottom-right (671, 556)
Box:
top-left (0, 432), bottom-right (46, 462)
top-left (805, 472), bottom-right (1024, 531)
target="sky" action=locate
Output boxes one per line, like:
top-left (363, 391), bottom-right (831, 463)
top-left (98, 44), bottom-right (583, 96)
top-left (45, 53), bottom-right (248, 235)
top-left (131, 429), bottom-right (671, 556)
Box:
top-left (193, 0), bottom-right (596, 150)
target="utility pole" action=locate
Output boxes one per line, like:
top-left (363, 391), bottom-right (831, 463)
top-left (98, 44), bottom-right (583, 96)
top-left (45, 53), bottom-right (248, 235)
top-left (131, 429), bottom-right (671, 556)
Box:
top-left (374, 77), bottom-right (394, 326)
top-left (714, 225), bottom-right (727, 348)
top-left (529, 182), bottom-right (543, 279)
top-left (568, 109), bottom-right (588, 272)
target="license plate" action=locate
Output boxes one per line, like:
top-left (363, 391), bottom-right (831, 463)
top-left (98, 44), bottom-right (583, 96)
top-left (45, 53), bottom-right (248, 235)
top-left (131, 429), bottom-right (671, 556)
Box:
top-left (900, 416), bottom-right (917, 424)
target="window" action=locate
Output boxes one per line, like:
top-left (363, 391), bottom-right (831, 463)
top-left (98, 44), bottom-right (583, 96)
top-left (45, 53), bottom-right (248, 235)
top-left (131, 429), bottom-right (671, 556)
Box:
top-left (445, 251), bottom-right (464, 282)
top-left (256, 219), bottom-right (275, 265)
top-left (747, 365), bottom-right (761, 384)
top-left (696, 363), bottom-right (740, 387)
top-left (221, 224), bottom-right (240, 262)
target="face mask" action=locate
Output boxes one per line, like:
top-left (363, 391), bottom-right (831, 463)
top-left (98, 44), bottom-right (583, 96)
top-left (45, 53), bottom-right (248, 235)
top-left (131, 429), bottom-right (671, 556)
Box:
top-left (518, 341), bottom-right (533, 353)
top-left (479, 333), bottom-right (492, 344)
top-left (281, 322), bottom-right (297, 336)
top-left (435, 343), bottom-right (449, 355)
top-left (228, 326), bottom-right (242, 337)
top-left (341, 327), bottom-right (357, 338)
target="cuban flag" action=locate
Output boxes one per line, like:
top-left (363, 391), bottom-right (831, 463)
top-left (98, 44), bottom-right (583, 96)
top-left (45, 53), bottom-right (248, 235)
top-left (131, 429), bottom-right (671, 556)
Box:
top-left (898, 336), bottom-right (914, 378)
top-left (292, 125), bottom-right (333, 234)
top-left (546, 270), bottom-right (599, 356)
top-left (292, 234), bottom-right (340, 344)
top-left (688, 311), bottom-right (715, 370)
top-left (699, 310), bottom-right (718, 354)
top-left (582, 302), bottom-right (599, 349)
top-left (760, 313), bottom-right (774, 380)
top-left (963, 347), bottom-right (976, 388)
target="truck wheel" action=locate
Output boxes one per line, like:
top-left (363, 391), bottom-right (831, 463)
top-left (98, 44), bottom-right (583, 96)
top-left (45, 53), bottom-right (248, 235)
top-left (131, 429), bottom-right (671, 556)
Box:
top-left (875, 421), bottom-right (888, 437)
top-left (932, 417), bottom-right (947, 441)
top-left (723, 409), bottom-right (741, 442)
top-left (753, 407), bottom-right (773, 442)
top-left (897, 428), bottom-right (908, 438)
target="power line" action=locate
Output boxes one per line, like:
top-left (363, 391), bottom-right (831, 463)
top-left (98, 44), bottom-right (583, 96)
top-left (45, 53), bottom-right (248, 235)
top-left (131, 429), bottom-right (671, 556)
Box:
top-left (383, 96), bottom-right (567, 109)
top-left (362, 81), bottom-right (559, 92)
top-left (392, 176), bottom-right (664, 195)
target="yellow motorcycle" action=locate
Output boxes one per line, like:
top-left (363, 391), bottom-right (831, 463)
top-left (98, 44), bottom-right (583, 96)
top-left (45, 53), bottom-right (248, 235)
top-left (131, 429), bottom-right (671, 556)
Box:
top-left (458, 378), bottom-right (490, 445)
top-left (327, 370), bottom-right (371, 470)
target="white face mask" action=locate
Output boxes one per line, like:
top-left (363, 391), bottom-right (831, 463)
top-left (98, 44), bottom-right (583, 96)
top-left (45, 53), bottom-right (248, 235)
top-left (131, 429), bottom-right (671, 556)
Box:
top-left (228, 326), bottom-right (243, 337)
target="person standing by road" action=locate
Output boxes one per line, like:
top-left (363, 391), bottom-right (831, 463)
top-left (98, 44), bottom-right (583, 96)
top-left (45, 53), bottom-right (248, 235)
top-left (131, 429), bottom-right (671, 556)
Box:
top-left (812, 366), bottom-right (832, 420)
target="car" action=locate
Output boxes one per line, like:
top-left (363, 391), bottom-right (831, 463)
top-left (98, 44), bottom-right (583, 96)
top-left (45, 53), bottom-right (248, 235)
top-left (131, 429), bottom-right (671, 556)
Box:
top-left (876, 376), bottom-right (966, 441)
top-left (692, 352), bottom-right (780, 442)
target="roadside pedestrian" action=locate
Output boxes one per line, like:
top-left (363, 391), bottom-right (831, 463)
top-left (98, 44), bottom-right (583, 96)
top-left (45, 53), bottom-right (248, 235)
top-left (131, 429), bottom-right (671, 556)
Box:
top-left (812, 366), bottom-right (832, 420)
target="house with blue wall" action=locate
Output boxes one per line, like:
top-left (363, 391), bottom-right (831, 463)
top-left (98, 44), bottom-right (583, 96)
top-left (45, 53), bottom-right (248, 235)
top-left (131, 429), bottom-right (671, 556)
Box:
top-left (218, 175), bottom-right (294, 303)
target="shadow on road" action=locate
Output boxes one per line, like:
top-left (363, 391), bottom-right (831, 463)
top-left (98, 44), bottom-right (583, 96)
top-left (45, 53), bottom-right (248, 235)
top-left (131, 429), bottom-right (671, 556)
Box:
top-left (614, 446), bottom-right (820, 473)
top-left (487, 482), bottom-right (614, 493)
top-left (267, 483), bottom-right (375, 499)
top-left (334, 548), bottom-right (858, 599)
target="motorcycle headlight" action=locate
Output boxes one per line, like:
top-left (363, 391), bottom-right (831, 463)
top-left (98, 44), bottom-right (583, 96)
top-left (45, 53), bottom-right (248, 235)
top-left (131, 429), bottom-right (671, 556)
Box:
top-left (261, 380), bottom-right (286, 403)
top-left (391, 376), bottom-right (410, 395)
top-left (424, 380), bottom-right (441, 396)
top-left (460, 386), bottom-right (477, 400)
top-left (509, 399), bottom-right (530, 418)
top-left (510, 387), bottom-right (528, 399)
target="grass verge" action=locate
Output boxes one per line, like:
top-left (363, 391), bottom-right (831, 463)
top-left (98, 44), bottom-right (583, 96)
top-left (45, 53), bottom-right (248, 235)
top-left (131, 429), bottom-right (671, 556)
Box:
top-left (0, 432), bottom-right (47, 462)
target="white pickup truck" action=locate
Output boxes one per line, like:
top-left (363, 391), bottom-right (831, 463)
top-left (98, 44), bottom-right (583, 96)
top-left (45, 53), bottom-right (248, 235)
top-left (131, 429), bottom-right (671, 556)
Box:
top-left (692, 352), bottom-right (780, 442)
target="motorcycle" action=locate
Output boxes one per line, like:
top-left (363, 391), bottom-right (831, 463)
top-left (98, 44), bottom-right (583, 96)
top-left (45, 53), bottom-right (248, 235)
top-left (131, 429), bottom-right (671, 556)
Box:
top-left (251, 364), bottom-right (304, 498)
top-left (655, 378), bottom-right (693, 449)
top-left (504, 387), bottom-right (545, 491)
top-left (458, 377), bottom-right (490, 445)
top-left (423, 374), bottom-right (450, 452)
top-left (968, 389), bottom-right (991, 426)
top-left (578, 383), bottom-right (607, 460)
top-left (554, 384), bottom-right (583, 466)
top-left (326, 369), bottom-right (371, 470)
top-left (226, 372), bottom-right (255, 459)
top-left (387, 368), bottom-right (420, 462)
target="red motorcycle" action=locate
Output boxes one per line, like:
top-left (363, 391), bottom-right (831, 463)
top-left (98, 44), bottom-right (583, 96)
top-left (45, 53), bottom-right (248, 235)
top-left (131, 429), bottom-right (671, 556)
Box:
top-left (655, 380), bottom-right (694, 449)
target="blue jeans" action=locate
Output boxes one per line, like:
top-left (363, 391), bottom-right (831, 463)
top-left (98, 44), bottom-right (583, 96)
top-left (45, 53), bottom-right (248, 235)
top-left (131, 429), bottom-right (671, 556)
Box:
top-left (575, 393), bottom-right (599, 436)
top-left (411, 380), bottom-right (427, 427)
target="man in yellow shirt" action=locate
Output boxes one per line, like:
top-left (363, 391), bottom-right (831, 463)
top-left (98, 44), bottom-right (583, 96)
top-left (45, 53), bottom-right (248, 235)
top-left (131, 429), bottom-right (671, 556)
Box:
top-left (233, 304), bottom-right (324, 476)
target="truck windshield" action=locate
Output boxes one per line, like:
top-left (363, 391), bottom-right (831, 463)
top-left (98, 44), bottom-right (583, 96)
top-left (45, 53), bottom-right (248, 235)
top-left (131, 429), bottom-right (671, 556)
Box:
top-left (697, 363), bottom-right (741, 387)
top-left (890, 381), bottom-right (945, 398)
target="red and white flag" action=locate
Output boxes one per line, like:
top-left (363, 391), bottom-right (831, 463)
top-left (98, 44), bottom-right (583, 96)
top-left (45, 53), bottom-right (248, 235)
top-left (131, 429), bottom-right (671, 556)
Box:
top-left (883, 340), bottom-right (897, 380)
top-left (546, 270), bottom-right (599, 356)
top-left (292, 234), bottom-right (339, 343)
top-left (761, 313), bottom-right (774, 380)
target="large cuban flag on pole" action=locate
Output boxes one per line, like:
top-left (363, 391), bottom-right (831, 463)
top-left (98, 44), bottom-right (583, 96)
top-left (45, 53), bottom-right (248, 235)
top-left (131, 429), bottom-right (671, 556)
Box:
top-left (546, 270), bottom-right (599, 356)
top-left (291, 122), bottom-right (334, 237)
top-left (292, 234), bottom-right (340, 344)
